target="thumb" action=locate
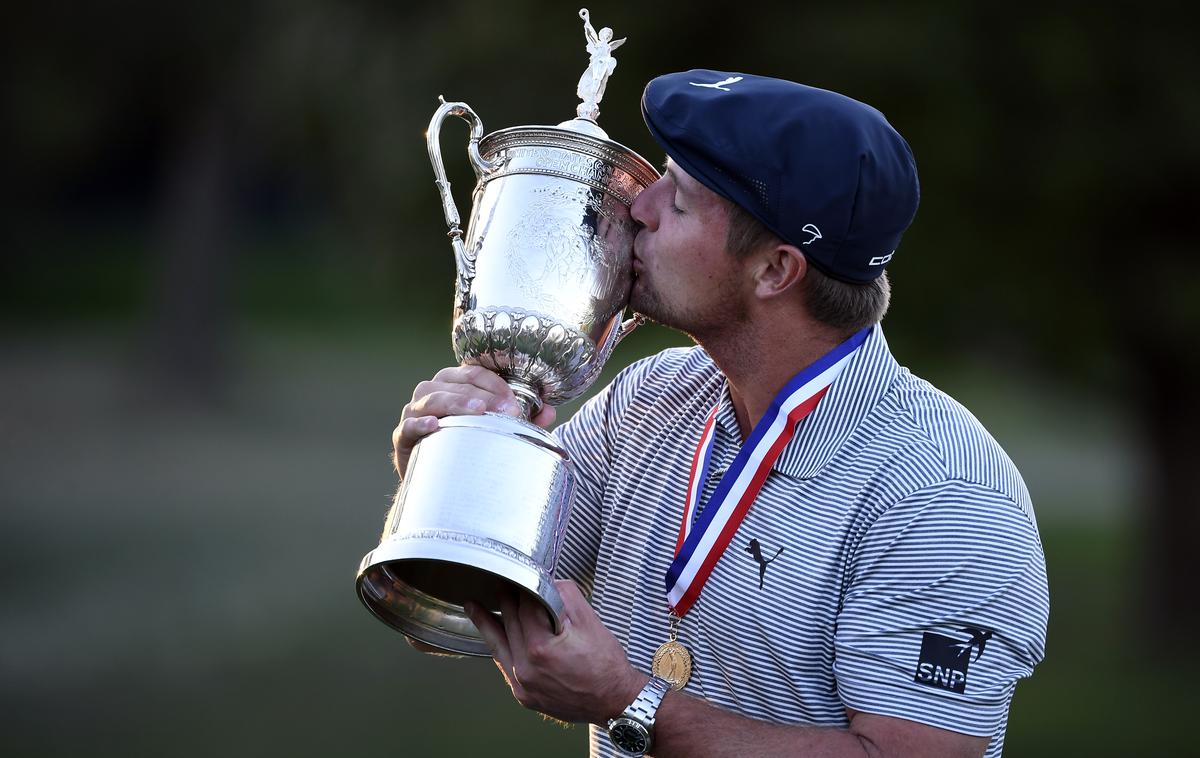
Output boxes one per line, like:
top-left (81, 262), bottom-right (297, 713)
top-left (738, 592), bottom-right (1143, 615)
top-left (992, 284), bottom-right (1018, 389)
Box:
top-left (531, 404), bottom-right (557, 429)
top-left (554, 579), bottom-right (592, 617)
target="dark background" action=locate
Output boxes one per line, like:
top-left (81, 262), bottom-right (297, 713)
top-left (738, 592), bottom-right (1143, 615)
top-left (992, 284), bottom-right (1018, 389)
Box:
top-left (2, 2), bottom-right (1196, 755)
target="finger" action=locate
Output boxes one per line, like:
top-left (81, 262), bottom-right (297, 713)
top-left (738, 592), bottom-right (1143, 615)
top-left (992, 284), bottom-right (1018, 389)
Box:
top-left (405, 387), bottom-right (492, 419)
top-left (391, 415), bottom-right (438, 474)
top-left (468, 601), bottom-right (524, 699)
top-left (394, 415), bottom-right (438, 448)
top-left (555, 578), bottom-right (586, 602)
top-left (516, 591), bottom-right (556, 643)
top-left (433, 366), bottom-right (525, 416)
top-left (434, 364), bottom-right (519, 398)
top-left (530, 404), bottom-right (557, 429)
top-left (465, 601), bottom-right (512, 666)
top-left (554, 579), bottom-right (593, 626)
top-left (501, 592), bottom-right (530, 662)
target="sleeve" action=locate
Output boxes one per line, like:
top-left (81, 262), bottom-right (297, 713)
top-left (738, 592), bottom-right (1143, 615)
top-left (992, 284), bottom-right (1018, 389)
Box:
top-left (833, 480), bottom-right (1049, 737)
top-left (552, 353), bottom-right (671, 594)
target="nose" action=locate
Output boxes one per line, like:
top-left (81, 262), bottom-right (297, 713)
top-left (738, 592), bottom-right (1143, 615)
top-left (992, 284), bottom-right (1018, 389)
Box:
top-left (630, 176), bottom-right (666, 231)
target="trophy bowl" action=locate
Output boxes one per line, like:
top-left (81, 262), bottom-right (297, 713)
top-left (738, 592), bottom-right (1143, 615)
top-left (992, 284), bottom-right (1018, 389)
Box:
top-left (452, 122), bottom-right (660, 411)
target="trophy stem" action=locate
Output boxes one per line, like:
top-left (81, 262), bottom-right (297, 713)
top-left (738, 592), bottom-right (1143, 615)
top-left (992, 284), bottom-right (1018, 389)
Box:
top-left (508, 380), bottom-right (542, 420)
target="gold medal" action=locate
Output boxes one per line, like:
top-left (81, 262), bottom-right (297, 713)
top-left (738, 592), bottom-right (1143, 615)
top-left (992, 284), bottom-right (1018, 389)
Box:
top-left (651, 640), bottom-right (692, 690)
top-left (650, 613), bottom-right (692, 690)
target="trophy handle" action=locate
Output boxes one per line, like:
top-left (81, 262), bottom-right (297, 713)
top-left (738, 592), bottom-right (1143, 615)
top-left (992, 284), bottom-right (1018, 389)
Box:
top-left (427, 97), bottom-right (502, 313)
top-left (616, 313), bottom-right (645, 343)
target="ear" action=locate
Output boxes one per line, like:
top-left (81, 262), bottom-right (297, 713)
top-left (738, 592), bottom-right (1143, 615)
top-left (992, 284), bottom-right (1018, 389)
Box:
top-left (751, 242), bottom-right (808, 299)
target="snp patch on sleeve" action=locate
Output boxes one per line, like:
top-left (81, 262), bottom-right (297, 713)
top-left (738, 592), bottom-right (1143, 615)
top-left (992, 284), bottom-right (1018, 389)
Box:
top-left (913, 627), bottom-right (992, 694)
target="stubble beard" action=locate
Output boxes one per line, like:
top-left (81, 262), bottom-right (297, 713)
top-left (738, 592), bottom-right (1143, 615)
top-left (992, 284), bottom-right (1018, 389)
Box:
top-left (630, 271), bottom-right (747, 342)
top-left (630, 272), bottom-right (686, 332)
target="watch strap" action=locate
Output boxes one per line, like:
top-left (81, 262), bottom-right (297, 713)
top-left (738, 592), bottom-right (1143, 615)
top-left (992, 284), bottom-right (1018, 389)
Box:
top-left (623, 675), bottom-right (671, 729)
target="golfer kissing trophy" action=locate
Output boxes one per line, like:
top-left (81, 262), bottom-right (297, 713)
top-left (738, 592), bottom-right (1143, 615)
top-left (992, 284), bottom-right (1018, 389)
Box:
top-left (356, 9), bottom-right (658, 655)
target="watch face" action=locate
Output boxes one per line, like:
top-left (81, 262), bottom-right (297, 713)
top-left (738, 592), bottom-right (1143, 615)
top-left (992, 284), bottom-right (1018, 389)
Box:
top-left (609, 718), bottom-right (649, 754)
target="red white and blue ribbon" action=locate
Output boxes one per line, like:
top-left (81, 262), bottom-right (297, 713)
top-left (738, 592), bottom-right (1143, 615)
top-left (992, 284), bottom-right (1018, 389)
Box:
top-left (665, 327), bottom-right (871, 616)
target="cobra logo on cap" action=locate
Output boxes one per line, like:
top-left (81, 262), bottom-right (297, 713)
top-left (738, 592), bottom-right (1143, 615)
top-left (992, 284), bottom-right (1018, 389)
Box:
top-left (688, 76), bottom-right (743, 92)
top-left (800, 224), bottom-right (822, 245)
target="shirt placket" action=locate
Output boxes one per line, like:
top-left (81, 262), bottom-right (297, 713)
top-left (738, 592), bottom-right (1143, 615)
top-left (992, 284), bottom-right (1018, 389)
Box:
top-left (692, 420), bottom-right (740, 525)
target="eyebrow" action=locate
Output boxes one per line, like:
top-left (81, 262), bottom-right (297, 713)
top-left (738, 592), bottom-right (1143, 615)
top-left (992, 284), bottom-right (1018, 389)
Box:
top-left (663, 162), bottom-right (690, 199)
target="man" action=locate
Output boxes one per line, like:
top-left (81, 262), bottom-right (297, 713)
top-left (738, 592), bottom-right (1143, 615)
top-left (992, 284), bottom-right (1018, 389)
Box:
top-left (392, 70), bottom-right (1048, 757)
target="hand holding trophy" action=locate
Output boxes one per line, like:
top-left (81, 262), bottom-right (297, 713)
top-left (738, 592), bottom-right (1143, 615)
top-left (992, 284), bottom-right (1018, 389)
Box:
top-left (355, 9), bottom-right (657, 655)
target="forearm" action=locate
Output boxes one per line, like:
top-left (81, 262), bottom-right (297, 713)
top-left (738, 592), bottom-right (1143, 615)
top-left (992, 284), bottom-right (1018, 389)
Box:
top-left (459, 580), bottom-right (986, 757)
top-left (648, 694), bottom-right (987, 758)
top-left (649, 691), bottom-right (872, 758)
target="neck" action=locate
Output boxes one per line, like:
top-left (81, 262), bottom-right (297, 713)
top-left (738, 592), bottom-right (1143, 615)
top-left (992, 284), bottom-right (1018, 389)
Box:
top-left (701, 319), bottom-right (849, 440)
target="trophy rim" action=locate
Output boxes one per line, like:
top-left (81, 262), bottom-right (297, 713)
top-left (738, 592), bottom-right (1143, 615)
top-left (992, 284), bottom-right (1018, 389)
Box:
top-left (436, 412), bottom-right (570, 452)
top-left (356, 526), bottom-right (569, 655)
top-left (479, 125), bottom-right (661, 188)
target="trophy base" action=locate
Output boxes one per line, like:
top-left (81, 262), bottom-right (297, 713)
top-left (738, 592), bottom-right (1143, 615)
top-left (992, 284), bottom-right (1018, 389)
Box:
top-left (355, 413), bottom-right (575, 656)
top-left (356, 534), bottom-right (565, 657)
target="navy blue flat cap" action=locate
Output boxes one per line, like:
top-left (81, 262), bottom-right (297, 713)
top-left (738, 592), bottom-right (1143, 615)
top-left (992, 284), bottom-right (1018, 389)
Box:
top-left (641, 70), bottom-right (920, 284)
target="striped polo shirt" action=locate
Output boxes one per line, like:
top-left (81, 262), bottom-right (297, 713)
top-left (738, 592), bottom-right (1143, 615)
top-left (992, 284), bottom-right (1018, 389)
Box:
top-left (553, 326), bottom-right (1048, 758)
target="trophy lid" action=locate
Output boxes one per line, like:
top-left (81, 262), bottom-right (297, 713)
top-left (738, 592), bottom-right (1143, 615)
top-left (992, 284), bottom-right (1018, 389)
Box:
top-left (471, 8), bottom-right (654, 186)
top-left (556, 116), bottom-right (609, 140)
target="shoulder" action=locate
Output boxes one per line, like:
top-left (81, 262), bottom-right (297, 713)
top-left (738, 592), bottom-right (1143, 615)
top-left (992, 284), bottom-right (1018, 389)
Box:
top-left (597, 345), bottom-right (719, 415)
top-left (870, 369), bottom-right (1034, 521)
top-left (614, 344), bottom-right (715, 383)
top-left (554, 345), bottom-right (718, 443)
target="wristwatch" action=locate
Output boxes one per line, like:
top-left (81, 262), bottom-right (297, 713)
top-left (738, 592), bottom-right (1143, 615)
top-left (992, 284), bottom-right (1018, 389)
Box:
top-left (606, 675), bottom-right (671, 756)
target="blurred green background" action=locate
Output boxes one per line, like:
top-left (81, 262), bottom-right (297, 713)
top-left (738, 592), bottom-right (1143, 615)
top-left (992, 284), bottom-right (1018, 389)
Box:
top-left (2, 1), bottom-right (1197, 756)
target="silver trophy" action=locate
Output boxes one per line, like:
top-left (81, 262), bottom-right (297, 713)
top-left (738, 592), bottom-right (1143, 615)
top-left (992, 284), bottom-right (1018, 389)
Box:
top-left (356, 9), bottom-right (658, 655)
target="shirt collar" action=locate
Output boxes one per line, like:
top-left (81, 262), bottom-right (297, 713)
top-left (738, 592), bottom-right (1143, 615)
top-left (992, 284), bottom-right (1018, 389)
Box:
top-left (710, 325), bottom-right (900, 480)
